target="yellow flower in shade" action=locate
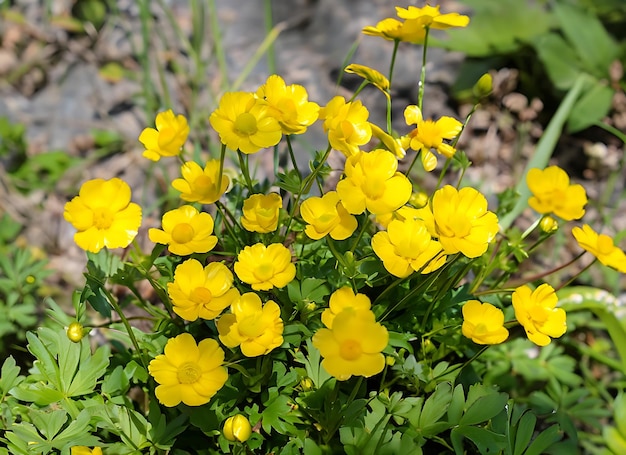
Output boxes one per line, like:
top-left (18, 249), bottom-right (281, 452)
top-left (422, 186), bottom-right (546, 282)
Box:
top-left (361, 17), bottom-right (427, 43)
top-left (148, 205), bottom-right (218, 256)
top-left (372, 218), bottom-right (446, 278)
top-left (336, 149), bottom-right (412, 215)
top-left (512, 284), bottom-right (566, 346)
top-left (370, 123), bottom-right (406, 159)
top-left (526, 166), bottom-right (587, 220)
top-left (64, 178), bottom-right (142, 253)
top-left (172, 160), bottom-right (229, 204)
top-left (313, 308), bottom-right (388, 381)
top-left (344, 64), bottom-right (390, 98)
top-left (395, 5), bottom-right (470, 29)
top-left (319, 96), bottom-right (372, 157)
top-left (300, 191), bottom-right (358, 241)
top-left (321, 287), bottom-right (371, 329)
top-left (217, 292), bottom-right (284, 357)
top-left (209, 91), bottom-right (282, 154)
top-left (404, 105), bottom-right (463, 171)
top-left (223, 414), bottom-right (252, 443)
top-left (148, 333), bottom-right (228, 407)
top-left (256, 74), bottom-right (320, 135)
top-left (139, 109), bottom-right (189, 162)
top-left (71, 447), bottom-right (102, 455)
top-left (241, 193), bottom-right (282, 233)
top-left (234, 243), bottom-right (296, 291)
top-left (418, 185), bottom-right (499, 258)
top-left (461, 300), bottom-right (509, 345)
top-left (168, 259), bottom-right (240, 321)
top-left (572, 224), bottom-right (626, 273)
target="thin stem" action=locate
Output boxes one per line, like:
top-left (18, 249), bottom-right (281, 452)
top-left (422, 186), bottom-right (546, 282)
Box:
top-left (263, 0), bottom-right (277, 75)
top-left (555, 256), bottom-right (596, 292)
top-left (417, 28), bottom-right (430, 112)
top-left (286, 135), bottom-right (303, 181)
top-left (207, 0), bottom-right (229, 91)
top-left (505, 251), bottom-right (587, 289)
top-left (350, 216), bottom-right (371, 254)
top-left (237, 151), bottom-right (255, 193)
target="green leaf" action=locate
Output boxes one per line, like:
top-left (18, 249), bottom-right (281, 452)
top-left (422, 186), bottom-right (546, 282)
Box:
top-left (25, 331), bottom-right (62, 389)
top-left (567, 81), bottom-right (614, 132)
top-left (460, 391), bottom-right (508, 426)
top-left (447, 384), bottom-right (465, 426)
top-left (418, 382), bottom-right (452, 431)
top-left (534, 33), bottom-right (582, 90)
top-left (67, 344), bottom-right (110, 396)
top-left (0, 356), bottom-right (23, 395)
top-left (523, 424), bottom-right (562, 455)
top-left (451, 426), bottom-right (507, 454)
top-left (261, 393), bottom-right (302, 435)
top-left (514, 412), bottom-right (537, 455)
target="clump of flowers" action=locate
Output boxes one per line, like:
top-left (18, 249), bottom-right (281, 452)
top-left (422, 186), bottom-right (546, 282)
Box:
top-left (16, 5), bottom-right (626, 455)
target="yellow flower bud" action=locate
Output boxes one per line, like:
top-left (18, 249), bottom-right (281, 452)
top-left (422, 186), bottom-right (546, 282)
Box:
top-left (410, 191), bottom-right (429, 208)
top-left (300, 377), bottom-right (313, 391)
top-left (539, 216), bottom-right (558, 233)
top-left (223, 414), bottom-right (252, 443)
top-left (67, 322), bottom-right (85, 343)
top-left (473, 73), bottom-right (493, 100)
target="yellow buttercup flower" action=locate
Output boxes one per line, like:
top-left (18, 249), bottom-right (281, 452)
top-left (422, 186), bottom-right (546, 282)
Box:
top-left (241, 193), bottom-right (282, 234)
top-left (527, 166), bottom-right (587, 220)
top-left (172, 160), bottom-right (229, 204)
top-left (336, 149), bottom-right (412, 215)
top-left (572, 224), bottom-right (626, 273)
top-left (512, 284), bottom-right (566, 346)
top-left (344, 64), bottom-right (390, 98)
top-left (300, 191), bottom-right (357, 241)
top-left (148, 205), bottom-right (218, 256)
top-left (418, 185), bottom-right (499, 258)
top-left (372, 218), bottom-right (445, 278)
top-left (461, 300), bottom-right (509, 345)
top-left (319, 96), bottom-right (372, 157)
top-left (234, 243), bottom-right (296, 291)
top-left (71, 448), bottom-right (102, 455)
top-left (209, 91), bottom-right (282, 154)
top-left (217, 292), bottom-right (284, 357)
top-left (139, 109), bottom-right (189, 161)
top-left (223, 414), bottom-right (252, 443)
top-left (256, 74), bottom-right (319, 135)
top-left (64, 178), bottom-right (142, 253)
top-left (313, 308), bottom-right (388, 381)
top-left (395, 5), bottom-right (470, 29)
top-left (168, 259), bottom-right (240, 321)
top-left (148, 333), bottom-right (228, 407)
top-left (361, 17), bottom-right (427, 43)
top-left (321, 287), bottom-right (371, 329)
top-left (404, 105), bottom-right (463, 171)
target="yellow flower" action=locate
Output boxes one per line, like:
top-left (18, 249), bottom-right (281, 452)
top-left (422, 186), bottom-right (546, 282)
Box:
top-left (418, 185), bottom-right (499, 258)
top-left (461, 300), bottom-right (509, 345)
top-left (209, 91), bottom-right (282, 154)
top-left (336, 149), bottom-right (412, 215)
top-left (139, 109), bottom-right (189, 161)
top-left (395, 5), bottom-right (470, 29)
top-left (370, 123), bottom-right (406, 159)
top-left (572, 224), bottom-right (626, 273)
top-left (256, 74), bottom-right (319, 135)
top-left (512, 284), bottom-right (567, 346)
top-left (241, 193), bottom-right (282, 233)
top-left (149, 205), bottom-right (218, 256)
top-left (168, 259), bottom-right (240, 321)
top-left (313, 308), bottom-right (388, 381)
top-left (217, 292), bottom-right (284, 357)
top-left (404, 105), bottom-right (463, 171)
top-left (64, 178), bottom-right (142, 253)
top-left (527, 166), bottom-right (587, 220)
top-left (372, 218), bottom-right (445, 278)
top-left (321, 287), bottom-right (371, 329)
top-left (148, 333), bottom-right (228, 407)
top-left (344, 64), bottom-right (390, 98)
top-left (223, 414), bottom-right (252, 443)
top-left (71, 448), bottom-right (102, 455)
top-left (361, 17), bottom-right (427, 43)
top-left (300, 191), bottom-right (357, 241)
top-left (319, 96), bottom-right (372, 157)
top-left (234, 243), bottom-right (296, 291)
top-left (172, 160), bottom-right (229, 204)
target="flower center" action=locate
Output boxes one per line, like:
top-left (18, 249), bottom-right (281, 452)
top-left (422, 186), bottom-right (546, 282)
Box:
top-left (177, 361), bottom-right (202, 384)
top-left (234, 112), bottom-right (258, 135)
top-left (190, 287), bottom-right (213, 305)
top-left (171, 223), bottom-right (195, 244)
top-left (529, 305), bottom-right (549, 324)
top-left (340, 339), bottom-right (362, 360)
top-left (416, 121), bottom-right (441, 148)
top-left (254, 262), bottom-right (275, 281)
top-left (92, 208), bottom-right (114, 229)
top-left (238, 315), bottom-right (265, 338)
top-left (597, 234), bottom-right (615, 255)
top-left (193, 175), bottom-right (215, 194)
top-left (362, 178), bottom-right (386, 200)
top-left (448, 213), bottom-right (472, 237)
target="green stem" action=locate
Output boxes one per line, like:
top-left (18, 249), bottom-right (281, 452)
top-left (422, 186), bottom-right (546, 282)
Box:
top-left (386, 40), bottom-right (400, 133)
top-left (207, 0), bottom-right (229, 91)
top-left (286, 135), bottom-right (303, 182)
top-left (263, 0), bottom-right (277, 75)
top-left (417, 28), bottom-right (430, 112)
top-left (555, 255), bottom-right (595, 292)
top-left (350, 216), bottom-right (371, 254)
top-left (237, 151), bottom-right (255, 193)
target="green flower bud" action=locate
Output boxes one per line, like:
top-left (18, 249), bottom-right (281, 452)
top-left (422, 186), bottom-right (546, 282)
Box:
top-left (473, 73), bottom-right (493, 100)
